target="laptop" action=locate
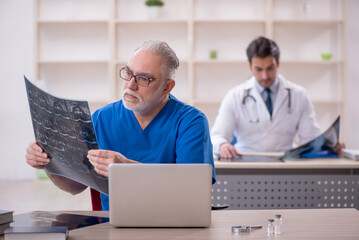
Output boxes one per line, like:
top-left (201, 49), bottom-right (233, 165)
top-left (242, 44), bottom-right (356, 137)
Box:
top-left (108, 163), bottom-right (212, 227)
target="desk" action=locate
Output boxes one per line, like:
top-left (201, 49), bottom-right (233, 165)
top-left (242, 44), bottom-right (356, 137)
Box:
top-left (213, 158), bottom-right (359, 210)
top-left (3, 209), bottom-right (359, 239)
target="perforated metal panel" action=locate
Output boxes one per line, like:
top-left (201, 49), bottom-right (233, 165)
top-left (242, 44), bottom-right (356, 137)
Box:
top-left (212, 170), bottom-right (359, 210)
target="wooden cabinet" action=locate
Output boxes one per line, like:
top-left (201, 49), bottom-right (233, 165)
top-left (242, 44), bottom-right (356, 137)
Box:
top-left (34, 0), bottom-right (346, 139)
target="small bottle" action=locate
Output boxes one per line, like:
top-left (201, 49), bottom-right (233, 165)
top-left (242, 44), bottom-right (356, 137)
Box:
top-left (274, 214), bottom-right (282, 234)
top-left (267, 219), bottom-right (275, 235)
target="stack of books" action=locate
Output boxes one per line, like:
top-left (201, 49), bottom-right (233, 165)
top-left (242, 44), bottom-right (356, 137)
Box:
top-left (2, 211), bottom-right (108, 240)
top-left (0, 210), bottom-right (13, 235)
top-left (2, 211), bottom-right (69, 240)
top-left (4, 226), bottom-right (68, 240)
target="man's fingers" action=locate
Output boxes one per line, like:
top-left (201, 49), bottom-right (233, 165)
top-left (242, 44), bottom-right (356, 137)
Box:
top-left (224, 147), bottom-right (232, 158)
top-left (88, 149), bottom-right (113, 158)
top-left (220, 143), bottom-right (240, 159)
top-left (87, 154), bottom-right (101, 163)
top-left (226, 146), bottom-right (238, 159)
top-left (220, 148), bottom-right (230, 159)
top-left (32, 142), bottom-right (44, 153)
top-left (29, 141), bottom-right (44, 154)
top-left (31, 149), bottom-right (48, 159)
top-left (26, 142), bottom-right (50, 169)
top-left (89, 159), bottom-right (108, 172)
top-left (334, 142), bottom-right (346, 155)
top-left (88, 149), bottom-right (101, 156)
top-left (26, 159), bottom-right (46, 169)
top-left (89, 159), bottom-right (109, 177)
top-left (228, 148), bottom-right (238, 158)
top-left (94, 168), bottom-right (108, 177)
top-left (27, 145), bottom-right (48, 159)
top-left (26, 152), bottom-right (49, 164)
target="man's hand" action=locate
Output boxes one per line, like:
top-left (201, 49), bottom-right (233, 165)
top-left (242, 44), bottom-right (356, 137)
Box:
top-left (334, 141), bottom-right (346, 156)
top-left (219, 142), bottom-right (242, 159)
top-left (88, 150), bottom-right (139, 177)
top-left (25, 141), bottom-right (50, 169)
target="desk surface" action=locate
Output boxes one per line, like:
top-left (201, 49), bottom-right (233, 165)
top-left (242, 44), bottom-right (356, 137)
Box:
top-left (4, 209), bottom-right (358, 240)
top-left (215, 158), bottom-right (359, 169)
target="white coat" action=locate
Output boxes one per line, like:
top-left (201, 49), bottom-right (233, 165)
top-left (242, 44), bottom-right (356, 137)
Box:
top-left (211, 75), bottom-right (321, 154)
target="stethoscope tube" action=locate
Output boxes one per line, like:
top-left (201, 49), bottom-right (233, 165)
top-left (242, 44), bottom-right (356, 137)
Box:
top-left (242, 88), bottom-right (292, 116)
top-left (287, 88), bottom-right (292, 114)
top-left (242, 89), bottom-right (257, 104)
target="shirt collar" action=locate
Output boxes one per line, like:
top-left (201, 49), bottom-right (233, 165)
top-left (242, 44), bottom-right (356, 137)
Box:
top-left (254, 75), bottom-right (279, 94)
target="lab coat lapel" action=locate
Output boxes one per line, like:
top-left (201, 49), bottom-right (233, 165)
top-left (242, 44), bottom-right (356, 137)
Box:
top-left (273, 75), bottom-right (291, 118)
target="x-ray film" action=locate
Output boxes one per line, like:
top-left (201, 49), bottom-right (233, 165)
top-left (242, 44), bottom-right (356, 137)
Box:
top-left (281, 116), bottom-right (340, 160)
top-left (24, 76), bottom-right (108, 194)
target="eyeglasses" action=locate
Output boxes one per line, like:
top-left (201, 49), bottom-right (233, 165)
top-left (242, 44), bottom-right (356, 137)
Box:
top-left (119, 67), bottom-right (166, 87)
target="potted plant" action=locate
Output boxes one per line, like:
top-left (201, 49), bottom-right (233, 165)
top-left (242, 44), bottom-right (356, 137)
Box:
top-left (145, 0), bottom-right (164, 19)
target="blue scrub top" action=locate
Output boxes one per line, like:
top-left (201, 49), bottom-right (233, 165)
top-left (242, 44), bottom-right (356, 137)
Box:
top-left (92, 95), bottom-right (216, 210)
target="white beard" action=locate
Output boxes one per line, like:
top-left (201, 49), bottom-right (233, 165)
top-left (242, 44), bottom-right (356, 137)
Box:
top-left (122, 87), bottom-right (164, 115)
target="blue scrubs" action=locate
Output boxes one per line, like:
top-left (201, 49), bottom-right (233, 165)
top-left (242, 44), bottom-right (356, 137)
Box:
top-left (92, 95), bottom-right (216, 210)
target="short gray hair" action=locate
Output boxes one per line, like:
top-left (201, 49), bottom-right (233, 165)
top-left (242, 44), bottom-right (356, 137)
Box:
top-left (134, 40), bottom-right (180, 79)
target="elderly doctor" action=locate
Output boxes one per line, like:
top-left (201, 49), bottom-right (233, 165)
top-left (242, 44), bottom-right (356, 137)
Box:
top-left (211, 36), bottom-right (344, 159)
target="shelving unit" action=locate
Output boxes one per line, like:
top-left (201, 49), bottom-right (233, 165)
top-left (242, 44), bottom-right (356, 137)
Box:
top-left (34, 0), bottom-right (346, 140)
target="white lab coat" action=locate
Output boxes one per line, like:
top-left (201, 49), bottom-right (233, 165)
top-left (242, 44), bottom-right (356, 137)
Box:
top-left (211, 75), bottom-right (321, 154)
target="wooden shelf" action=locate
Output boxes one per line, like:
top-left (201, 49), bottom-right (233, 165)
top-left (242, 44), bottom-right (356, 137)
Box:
top-left (115, 19), bottom-right (187, 24)
top-left (194, 60), bottom-right (248, 64)
top-left (195, 99), bottom-right (344, 105)
top-left (38, 60), bottom-right (109, 64)
top-left (273, 20), bottom-right (344, 24)
top-left (281, 60), bottom-right (343, 64)
top-left (194, 100), bottom-right (221, 105)
top-left (312, 99), bottom-right (344, 105)
top-left (194, 19), bottom-right (265, 24)
top-left (37, 20), bottom-right (108, 24)
top-left (34, 0), bottom-right (346, 133)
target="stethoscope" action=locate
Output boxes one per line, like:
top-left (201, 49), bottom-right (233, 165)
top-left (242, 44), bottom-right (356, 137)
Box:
top-left (242, 88), bottom-right (292, 123)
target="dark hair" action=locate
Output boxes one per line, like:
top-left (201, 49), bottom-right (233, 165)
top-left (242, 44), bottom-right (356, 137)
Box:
top-left (246, 36), bottom-right (280, 64)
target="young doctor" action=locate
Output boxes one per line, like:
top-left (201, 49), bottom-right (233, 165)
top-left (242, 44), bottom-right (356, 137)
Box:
top-left (211, 36), bottom-right (345, 159)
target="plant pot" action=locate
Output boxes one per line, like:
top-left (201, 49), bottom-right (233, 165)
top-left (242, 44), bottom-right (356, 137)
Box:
top-left (147, 6), bottom-right (161, 19)
top-left (209, 50), bottom-right (217, 60)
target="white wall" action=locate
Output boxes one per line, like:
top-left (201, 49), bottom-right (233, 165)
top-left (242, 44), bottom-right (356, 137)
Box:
top-left (0, 0), bottom-right (36, 179)
top-left (345, 0), bottom-right (359, 149)
top-left (0, 0), bottom-right (358, 180)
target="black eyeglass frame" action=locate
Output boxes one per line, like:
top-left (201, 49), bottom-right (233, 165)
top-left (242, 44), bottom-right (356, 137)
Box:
top-left (119, 67), bottom-right (169, 87)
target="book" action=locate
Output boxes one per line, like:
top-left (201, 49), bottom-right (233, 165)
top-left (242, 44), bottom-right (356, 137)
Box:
top-left (4, 226), bottom-right (68, 240)
top-left (0, 210), bottom-right (13, 225)
top-left (0, 223), bottom-right (11, 235)
top-left (342, 149), bottom-right (359, 160)
top-left (11, 211), bottom-right (108, 230)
